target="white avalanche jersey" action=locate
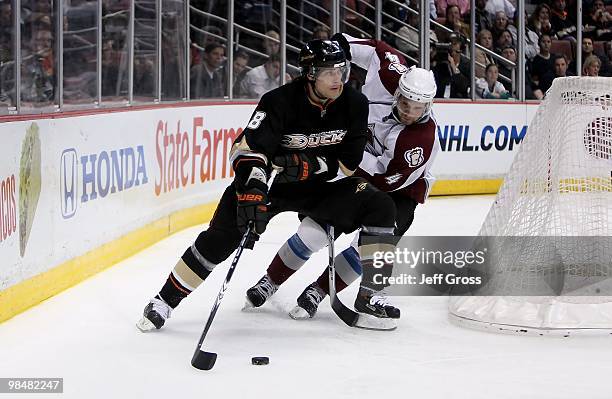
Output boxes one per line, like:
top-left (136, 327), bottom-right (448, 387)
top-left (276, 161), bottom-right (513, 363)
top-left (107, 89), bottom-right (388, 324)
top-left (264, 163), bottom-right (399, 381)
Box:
top-left (344, 34), bottom-right (440, 203)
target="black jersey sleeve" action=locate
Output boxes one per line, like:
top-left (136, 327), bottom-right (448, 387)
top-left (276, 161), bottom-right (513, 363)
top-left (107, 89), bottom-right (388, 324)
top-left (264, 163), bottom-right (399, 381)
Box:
top-left (241, 91), bottom-right (285, 159)
top-left (337, 89), bottom-right (369, 171)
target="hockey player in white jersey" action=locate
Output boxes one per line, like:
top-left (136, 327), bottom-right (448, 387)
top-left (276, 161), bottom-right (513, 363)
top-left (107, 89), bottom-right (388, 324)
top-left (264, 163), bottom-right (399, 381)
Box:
top-left (245, 34), bottom-right (440, 327)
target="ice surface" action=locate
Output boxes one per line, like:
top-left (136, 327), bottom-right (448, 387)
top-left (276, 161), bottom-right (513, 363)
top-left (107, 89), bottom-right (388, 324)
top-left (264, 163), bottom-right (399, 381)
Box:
top-left (1, 195), bottom-right (611, 399)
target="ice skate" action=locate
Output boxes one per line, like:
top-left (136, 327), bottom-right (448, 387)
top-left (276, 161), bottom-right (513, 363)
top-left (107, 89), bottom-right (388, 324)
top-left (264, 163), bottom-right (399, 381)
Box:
top-left (136, 297), bottom-right (172, 332)
top-left (289, 282), bottom-right (327, 320)
top-left (243, 274), bottom-right (279, 310)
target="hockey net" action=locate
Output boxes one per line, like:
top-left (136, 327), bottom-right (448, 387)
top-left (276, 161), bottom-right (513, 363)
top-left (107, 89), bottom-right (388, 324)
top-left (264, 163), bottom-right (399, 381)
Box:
top-left (449, 77), bottom-right (612, 335)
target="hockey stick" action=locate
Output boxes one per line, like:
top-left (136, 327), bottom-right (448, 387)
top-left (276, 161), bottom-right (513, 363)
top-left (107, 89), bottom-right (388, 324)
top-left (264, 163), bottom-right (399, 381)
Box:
top-left (191, 169), bottom-right (278, 371)
top-left (326, 225), bottom-right (360, 327)
top-left (327, 227), bottom-right (397, 331)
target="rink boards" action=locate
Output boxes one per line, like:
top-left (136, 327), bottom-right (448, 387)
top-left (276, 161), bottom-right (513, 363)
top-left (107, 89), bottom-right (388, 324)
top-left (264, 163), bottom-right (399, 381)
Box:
top-left (0, 100), bottom-right (538, 322)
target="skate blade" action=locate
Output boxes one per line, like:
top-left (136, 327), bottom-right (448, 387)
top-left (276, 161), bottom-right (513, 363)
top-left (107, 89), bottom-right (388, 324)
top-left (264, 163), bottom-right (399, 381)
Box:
top-left (136, 317), bottom-right (157, 332)
top-left (288, 306), bottom-right (311, 320)
top-left (354, 313), bottom-right (397, 331)
top-left (241, 297), bottom-right (256, 311)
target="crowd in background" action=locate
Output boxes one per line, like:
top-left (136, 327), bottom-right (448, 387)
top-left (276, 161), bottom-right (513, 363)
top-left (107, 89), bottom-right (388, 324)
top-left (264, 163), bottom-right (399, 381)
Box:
top-left (0, 0), bottom-right (611, 110)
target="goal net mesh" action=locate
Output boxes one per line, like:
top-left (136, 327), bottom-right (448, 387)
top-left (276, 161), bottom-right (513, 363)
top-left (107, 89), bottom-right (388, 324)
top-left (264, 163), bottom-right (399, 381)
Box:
top-left (449, 77), bottom-right (612, 333)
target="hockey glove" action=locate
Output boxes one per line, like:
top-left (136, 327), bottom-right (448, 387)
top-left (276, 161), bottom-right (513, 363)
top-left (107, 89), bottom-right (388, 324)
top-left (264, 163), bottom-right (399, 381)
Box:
top-left (273, 153), bottom-right (338, 183)
top-left (234, 161), bottom-right (270, 245)
top-left (236, 185), bottom-right (268, 247)
top-left (330, 33), bottom-right (352, 61)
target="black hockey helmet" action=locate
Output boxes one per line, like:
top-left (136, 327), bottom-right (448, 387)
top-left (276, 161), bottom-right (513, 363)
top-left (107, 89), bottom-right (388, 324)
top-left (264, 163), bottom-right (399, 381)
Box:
top-left (299, 39), bottom-right (348, 79)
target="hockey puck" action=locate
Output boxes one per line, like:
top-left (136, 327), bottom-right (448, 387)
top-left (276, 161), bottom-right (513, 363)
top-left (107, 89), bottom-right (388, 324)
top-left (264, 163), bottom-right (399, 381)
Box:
top-left (251, 356), bottom-right (269, 365)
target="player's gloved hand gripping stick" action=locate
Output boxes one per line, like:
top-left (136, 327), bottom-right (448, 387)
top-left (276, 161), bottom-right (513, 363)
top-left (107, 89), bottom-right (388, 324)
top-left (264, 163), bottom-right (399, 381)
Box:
top-left (191, 168), bottom-right (278, 371)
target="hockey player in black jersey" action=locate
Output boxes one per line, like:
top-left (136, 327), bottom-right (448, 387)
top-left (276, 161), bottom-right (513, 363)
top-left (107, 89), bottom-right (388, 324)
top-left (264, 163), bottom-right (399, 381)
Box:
top-left (137, 40), bottom-right (397, 332)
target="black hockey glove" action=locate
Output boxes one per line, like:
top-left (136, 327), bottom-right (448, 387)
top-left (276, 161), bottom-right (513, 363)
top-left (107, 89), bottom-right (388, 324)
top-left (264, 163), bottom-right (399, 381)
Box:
top-left (236, 185), bottom-right (269, 247)
top-left (273, 153), bottom-right (338, 183)
top-left (234, 160), bottom-right (270, 246)
top-left (331, 33), bottom-right (352, 61)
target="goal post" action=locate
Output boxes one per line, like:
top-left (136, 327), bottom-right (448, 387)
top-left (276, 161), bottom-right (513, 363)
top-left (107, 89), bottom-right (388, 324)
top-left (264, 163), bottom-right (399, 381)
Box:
top-left (449, 77), bottom-right (612, 336)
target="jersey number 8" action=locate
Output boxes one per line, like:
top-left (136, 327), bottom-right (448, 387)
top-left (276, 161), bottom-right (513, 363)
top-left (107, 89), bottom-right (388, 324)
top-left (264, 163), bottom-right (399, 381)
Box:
top-left (247, 111), bottom-right (267, 129)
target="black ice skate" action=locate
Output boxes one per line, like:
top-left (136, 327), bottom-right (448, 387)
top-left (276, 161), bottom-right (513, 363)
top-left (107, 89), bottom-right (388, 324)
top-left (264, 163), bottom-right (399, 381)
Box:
top-left (136, 297), bottom-right (172, 332)
top-left (244, 274), bottom-right (279, 309)
top-left (289, 282), bottom-right (327, 319)
top-left (354, 288), bottom-right (400, 319)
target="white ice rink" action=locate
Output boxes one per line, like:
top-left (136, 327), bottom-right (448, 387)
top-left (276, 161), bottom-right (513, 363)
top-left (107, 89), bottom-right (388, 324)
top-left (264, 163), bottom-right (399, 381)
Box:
top-left (1, 195), bottom-right (611, 399)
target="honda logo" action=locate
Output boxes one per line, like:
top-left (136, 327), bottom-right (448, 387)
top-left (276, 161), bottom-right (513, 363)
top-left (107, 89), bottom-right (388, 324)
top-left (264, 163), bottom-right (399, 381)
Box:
top-left (60, 148), bottom-right (78, 219)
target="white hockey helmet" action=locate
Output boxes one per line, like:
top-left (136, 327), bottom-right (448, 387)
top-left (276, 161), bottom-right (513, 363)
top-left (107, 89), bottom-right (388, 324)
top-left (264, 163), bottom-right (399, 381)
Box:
top-left (393, 66), bottom-right (437, 121)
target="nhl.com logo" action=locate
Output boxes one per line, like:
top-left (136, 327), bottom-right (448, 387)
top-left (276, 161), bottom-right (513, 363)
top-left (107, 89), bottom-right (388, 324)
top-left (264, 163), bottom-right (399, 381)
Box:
top-left (60, 146), bottom-right (148, 219)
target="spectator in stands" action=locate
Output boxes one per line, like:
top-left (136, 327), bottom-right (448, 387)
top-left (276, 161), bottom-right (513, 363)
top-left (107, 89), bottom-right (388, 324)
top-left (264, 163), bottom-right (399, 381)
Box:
top-left (230, 51), bottom-right (250, 97)
top-left (498, 46), bottom-right (516, 93)
top-left (21, 27), bottom-right (55, 104)
top-left (432, 38), bottom-right (470, 98)
top-left (540, 54), bottom-right (572, 93)
top-left (475, 63), bottom-right (511, 99)
top-left (568, 37), bottom-right (608, 75)
top-left (312, 25), bottom-right (331, 40)
top-left (429, 0), bottom-right (438, 19)
top-left (484, 0), bottom-right (515, 23)
top-left (264, 30), bottom-right (280, 56)
top-left (475, 0), bottom-right (493, 33)
top-left (550, 0), bottom-right (577, 41)
top-left (530, 34), bottom-right (555, 89)
top-left (491, 11), bottom-right (510, 43)
top-left (101, 39), bottom-right (119, 97)
top-left (133, 56), bottom-right (155, 97)
top-left (0, 1), bottom-right (12, 63)
top-left (191, 26), bottom-right (224, 67)
top-left (162, 34), bottom-right (184, 100)
top-left (494, 29), bottom-right (514, 53)
top-left (475, 29), bottom-right (495, 77)
top-left (396, 11), bottom-right (438, 57)
top-left (528, 3), bottom-right (554, 38)
top-left (584, 0), bottom-right (612, 41)
top-left (582, 55), bottom-right (602, 76)
top-left (509, 11), bottom-right (540, 61)
top-left (436, 0), bottom-right (470, 19)
top-left (437, 5), bottom-right (470, 42)
top-left (604, 41), bottom-right (612, 71)
top-left (190, 43), bottom-right (225, 99)
top-left (239, 53), bottom-right (289, 99)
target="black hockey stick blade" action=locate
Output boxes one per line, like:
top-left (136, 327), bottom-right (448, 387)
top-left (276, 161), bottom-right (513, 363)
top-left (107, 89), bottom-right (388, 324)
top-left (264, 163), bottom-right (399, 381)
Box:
top-left (191, 350), bottom-right (217, 370)
top-left (330, 296), bottom-right (359, 327)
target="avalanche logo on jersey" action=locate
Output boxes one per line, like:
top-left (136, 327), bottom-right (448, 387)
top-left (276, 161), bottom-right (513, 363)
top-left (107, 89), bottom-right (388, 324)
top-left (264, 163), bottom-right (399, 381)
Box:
top-left (404, 147), bottom-right (424, 167)
top-left (385, 52), bottom-right (408, 75)
top-left (281, 130), bottom-right (346, 150)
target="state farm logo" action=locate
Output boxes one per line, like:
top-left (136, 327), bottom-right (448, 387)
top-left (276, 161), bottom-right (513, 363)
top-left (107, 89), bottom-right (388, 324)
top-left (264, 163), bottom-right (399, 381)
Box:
top-left (154, 117), bottom-right (241, 196)
top-left (60, 146), bottom-right (148, 219)
top-left (281, 130), bottom-right (346, 150)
